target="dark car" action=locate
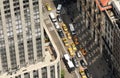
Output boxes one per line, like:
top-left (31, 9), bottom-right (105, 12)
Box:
top-left (84, 69), bottom-right (90, 78)
top-left (72, 57), bottom-right (79, 67)
top-left (80, 60), bottom-right (87, 68)
top-left (57, 15), bottom-right (62, 22)
top-left (57, 29), bottom-right (64, 38)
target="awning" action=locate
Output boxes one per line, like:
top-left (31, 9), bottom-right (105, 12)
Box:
top-left (100, 0), bottom-right (110, 6)
top-left (96, 0), bottom-right (112, 11)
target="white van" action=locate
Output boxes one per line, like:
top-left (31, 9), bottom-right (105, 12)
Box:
top-left (69, 23), bottom-right (76, 35)
top-left (49, 12), bottom-right (57, 22)
top-left (56, 4), bottom-right (62, 14)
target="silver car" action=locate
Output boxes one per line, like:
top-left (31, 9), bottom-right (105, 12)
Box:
top-left (76, 51), bottom-right (81, 58)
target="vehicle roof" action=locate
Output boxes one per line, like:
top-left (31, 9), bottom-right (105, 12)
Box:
top-left (49, 12), bottom-right (55, 18)
top-left (64, 54), bottom-right (70, 60)
top-left (69, 23), bottom-right (75, 31)
top-left (57, 4), bottom-right (62, 9)
top-left (68, 60), bottom-right (74, 68)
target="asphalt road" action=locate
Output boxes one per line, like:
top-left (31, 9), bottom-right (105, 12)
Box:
top-left (42, 1), bottom-right (81, 78)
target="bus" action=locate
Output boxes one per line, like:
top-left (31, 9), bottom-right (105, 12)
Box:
top-left (56, 4), bottom-right (62, 14)
top-left (63, 54), bottom-right (75, 72)
top-left (69, 23), bottom-right (76, 35)
top-left (49, 12), bottom-right (57, 22)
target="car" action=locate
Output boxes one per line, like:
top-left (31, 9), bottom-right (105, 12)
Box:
top-left (80, 71), bottom-right (87, 78)
top-left (62, 23), bottom-right (68, 32)
top-left (63, 38), bottom-right (69, 46)
top-left (57, 29), bottom-right (64, 38)
top-left (54, 22), bottom-right (60, 29)
top-left (64, 41), bottom-right (69, 47)
top-left (72, 57), bottom-right (79, 67)
top-left (45, 3), bottom-right (52, 11)
top-left (56, 4), bottom-right (62, 14)
top-left (73, 35), bottom-right (79, 45)
top-left (62, 37), bottom-right (67, 42)
top-left (49, 12), bottom-right (57, 22)
top-left (68, 47), bottom-right (75, 56)
top-left (57, 15), bottom-right (62, 22)
top-left (80, 48), bottom-right (87, 56)
top-left (80, 60), bottom-right (87, 68)
top-left (84, 69), bottom-right (90, 78)
top-left (76, 51), bottom-right (81, 58)
top-left (66, 32), bottom-right (72, 39)
top-left (71, 43), bottom-right (77, 51)
top-left (79, 67), bottom-right (87, 78)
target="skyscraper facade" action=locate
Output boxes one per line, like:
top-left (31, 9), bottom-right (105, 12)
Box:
top-left (0, 0), bottom-right (60, 78)
top-left (77, 0), bottom-right (120, 77)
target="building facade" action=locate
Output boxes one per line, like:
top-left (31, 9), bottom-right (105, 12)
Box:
top-left (0, 0), bottom-right (60, 78)
top-left (77, 0), bottom-right (120, 77)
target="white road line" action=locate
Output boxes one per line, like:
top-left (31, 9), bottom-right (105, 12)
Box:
top-left (75, 70), bottom-right (80, 78)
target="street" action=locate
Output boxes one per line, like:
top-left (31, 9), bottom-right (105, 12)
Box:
top-left (42, 0), bottom-right (112, 78)
top-left (42, 0), bottom-right (80, 78)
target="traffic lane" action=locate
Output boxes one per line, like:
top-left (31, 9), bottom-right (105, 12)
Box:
top-left (60, 58), bottom-right (75, 78)
top-left (44, 17), bottom-right (80, 78)
top-left (43, 2), bottom-right (80, 78)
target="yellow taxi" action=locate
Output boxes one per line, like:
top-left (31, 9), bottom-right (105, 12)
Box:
top-left (68, 47), bottom-right (75, 56)
top-left (79, 67), bottom-right (87, 78)
top-left (62, 37), bottom-right (67, 41)
top-left (71, 43), bottom-right (77, 51)
top-left (45, 3), bottom-right (52, 11)
top-left (62, 23), bottom-right (68, 32)
top-left (64, 41), bottom-right (69, 47)
top-left (66, 32), bottom-right (72, 39)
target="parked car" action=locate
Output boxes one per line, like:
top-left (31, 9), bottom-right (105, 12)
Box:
top-left (72, 57), bottom-right (79, 67)
top-left (66, 32), bottom-right (72, 39)
top-left (54, 22), bottom-right (60, 29)
top-left (84, 69), bottom-right (90, 78)
top-left (73, 35), bottom-right (79, 45)
top-left (80, 48), bottom-right (87, 56)
top-left (49, 12), bottom-right (57, 22)
top-left (71, 43), bottom-right (77, 51)
top-left (62, 23), bottom-right (68, 32)
top-left (56, 4), bottom-right (62, 14)
top-left (68, 47), bottom-right (75, 56)
top-left (57, 15), bottom-right (62, 22)
top-left (76, 51), bottom-right (81, 58)
top-left (57, 29), bottom-right (64, 38)
top-left (79, 67), bottom-right (87, 78)
top-left (80, 60), bottom-right (87, 68)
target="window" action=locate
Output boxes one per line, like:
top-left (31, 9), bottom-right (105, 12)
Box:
top-left (57, 63), bottom-right (60, 78)
top-left (50, 66), bottom-right (55, 78)
top-left (33, 70), bottom-right (39, 78)
top-left (24, 73), bottom-right (30, 78)
top-left (42, 67), bottom-right (47, 78)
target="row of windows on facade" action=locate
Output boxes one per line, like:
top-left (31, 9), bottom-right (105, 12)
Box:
top-left (3, 0), bottom-right (39, 12)
top-left (14, 66), bottom-right (54, 78)
top-left (0, 42), bottom-right (41, 67)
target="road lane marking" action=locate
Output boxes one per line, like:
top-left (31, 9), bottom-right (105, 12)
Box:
top-left (75, 70), bottom-right (80, 78)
